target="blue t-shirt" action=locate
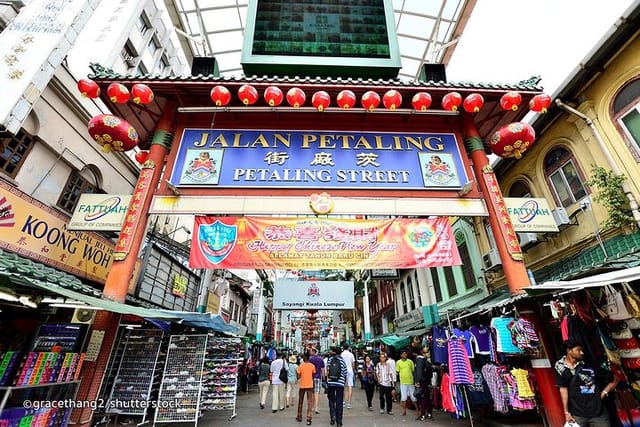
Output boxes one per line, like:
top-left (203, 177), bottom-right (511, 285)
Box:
top-left (432, 325), bottom-right (449, 364)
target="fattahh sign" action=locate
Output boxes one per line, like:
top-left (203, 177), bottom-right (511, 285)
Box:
top-left (68, 194), bottom-right (131, 231)
top-left (504, 197), bottom-right (559, 232)
top-left (273, 280), bottom-right (354, 310)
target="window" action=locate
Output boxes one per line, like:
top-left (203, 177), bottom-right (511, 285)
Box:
top-left (458, 242), bottom-right (476, 290)
top-left (148, 36), bottom-right (160, 54)
top-left (57, 170), bottom-right (98, 214)
top-left (0, 129), bottom-right (35, 178)
top-left (544, 147), bottom-right (587, 207)
top-left (430, 269), bottom-right (442, 302)
top-left (444, 267), bottom-right (457, 297)
top-left (407, 276), bottom-right (416, 310)
top-left (121, 41), bottom-right (137, 67)
top-left (613, 79), bottom-right (640, 155)
top-left (509, 180), bottom-right (532, 198)
top-left (136, 13), bottom-right (151, 35)
top-left (158, 55), bottom-right (170, 76)
top-left (400, 282), bottom-right (407, 312)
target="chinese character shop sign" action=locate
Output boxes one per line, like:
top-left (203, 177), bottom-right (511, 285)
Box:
top-left (189, 216), bottom-right (461, 270)
top-left (170, 129), bottom-right (469, 190)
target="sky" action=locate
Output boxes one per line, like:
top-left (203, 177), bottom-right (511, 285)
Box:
top-left (446, 0), bottom-right (635, 95)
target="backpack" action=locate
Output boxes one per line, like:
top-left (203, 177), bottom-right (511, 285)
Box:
top-left (328, 357), bottom-right (342, 381)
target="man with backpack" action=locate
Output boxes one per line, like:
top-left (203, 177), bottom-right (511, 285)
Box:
top-left (324, 346), bottom-right (348, 427)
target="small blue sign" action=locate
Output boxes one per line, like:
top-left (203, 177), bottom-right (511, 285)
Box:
top-left (170, 129), bottom-right (468, 190)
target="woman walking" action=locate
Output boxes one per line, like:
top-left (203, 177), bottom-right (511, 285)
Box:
top-left (287, 354), bottom-right (299, 408)
top-left (361, 355), bottom-right (376, 411)
top-left (375, 353), bottom-right (395, 415)
top-left (257, 356), bottom-right (271, 409)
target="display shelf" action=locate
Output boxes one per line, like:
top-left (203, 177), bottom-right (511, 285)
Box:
top-left (155, 335), bottom-right (207, 425)
top-left (107, 329), bottom-right (164, 418)
top-left (0, 380), bottom-right (79, 427)
top-left (31, 324), bottom-right (87, 353)
top-left (201, 337), bottom-right (243, 420)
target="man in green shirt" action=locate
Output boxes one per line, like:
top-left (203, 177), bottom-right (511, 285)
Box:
top-left (395, 349), bottom-right (419, 418)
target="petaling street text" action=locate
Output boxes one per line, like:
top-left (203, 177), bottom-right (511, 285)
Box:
top-left (233, 168), bottom-right (411, 183)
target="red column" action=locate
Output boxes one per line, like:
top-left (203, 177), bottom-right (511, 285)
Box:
top-left (72, 103), bottom-right (177, 426)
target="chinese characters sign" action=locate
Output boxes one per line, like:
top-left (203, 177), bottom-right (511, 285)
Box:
top-left (170, 129), bottom-right (468, 190)
top-left (189, 216), bottom-right (461, 270)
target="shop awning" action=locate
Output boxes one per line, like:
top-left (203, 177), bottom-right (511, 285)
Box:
top-left (0, 249), bottom-right (239, 334)
top-left (378, 335), bottom-right (411, 349)
top-left (525, 265), bottom-right (640, 297)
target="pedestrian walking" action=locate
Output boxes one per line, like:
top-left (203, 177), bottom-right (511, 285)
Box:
top-left (270, 352), bottom-right (288, 413)
top-left (287, 354), bottom-right (299, 408)
top-left (296, 352), bottom-right (316, 425)
top-left (257, 356), bottom-right (271, 410)
top-left (375, 352), bottom-right (395, 415)
top-left (396, 349), bottom-right (420, 418)
top-left (360, 355), bottom-right (376, 411)
top-left (415, 346), bottom-right (433, 420)
top-left (308, 347), bottom-right (325, 414)
top-left (341, 344), bottom-right (356, 409)
top-left (326, 346), bottom-right (348, 427)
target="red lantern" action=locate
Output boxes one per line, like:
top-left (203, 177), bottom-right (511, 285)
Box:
top-left (210, 85), bottom-right (231, 106)
top-left (529, 93), bottom-right (552, 113)
top-left (286, 87), bottom-right (306, 108)
top-left (106, 83), bottom-right (130, 103)
top-left (337, 90), bottom-right (356, 109)
top-left (87, 114), bottom-right (139, 153)
top-left (500, 91), bottom-right (522, 111)
top-left (411, 92), bottom-right (432, 111)
top-left (238, 84), bottom-right (258, 105)
top-left (489, 122), bottom-right (536, 159)
top-left (264, 86), bottom-right (284, 107)
top-left (77, 78), bottom-right (100, 98)
top-left (134, 150), bottom-right (149, 164)
top-left (361, 91), bottom-right (380, 111)
top-left (131, 84), bottom-right (154, 105)
top-left (382, 90), bottom-right (402, 110)
top-left (441, 92), bottom-right (462, 111)
top-left (311, 91), bottom-right (331, 111)
top-left (463, 93), bottom-right (484, 113)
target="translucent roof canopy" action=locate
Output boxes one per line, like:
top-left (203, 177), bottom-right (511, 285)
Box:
top-left (165, 0), bottom-right (472, 80)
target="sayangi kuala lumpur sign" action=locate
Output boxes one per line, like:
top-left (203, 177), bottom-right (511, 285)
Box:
top-left (170, 129), bottom-right (469, 190)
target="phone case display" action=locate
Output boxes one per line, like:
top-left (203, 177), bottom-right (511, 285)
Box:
top-left (155, 335), bottom-right (208, 425)
top-left (108, 329), bottom-right (164, 416)
top-left (201, 337), bottom-right (243, 420)
top-left (0, 352), bottom-right (21, 386)
top-left (15, 352), bottom-right (83, 386)
top-left (31, 324), bottom-right (86, 353)
top-left (0, 381), bottom-right (79, 427)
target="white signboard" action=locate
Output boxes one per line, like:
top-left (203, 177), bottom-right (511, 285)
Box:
top-left (0, 0), bottom-right (95, 133)
top-left (273, 280), bottom-right (354, 310)
top-left (68, 194), bottom-right (132, 231)
top-left (504, 197), bottom-right (559, 233)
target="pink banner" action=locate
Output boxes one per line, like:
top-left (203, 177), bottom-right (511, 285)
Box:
top-left (189, 216), bottom-right (461, 270)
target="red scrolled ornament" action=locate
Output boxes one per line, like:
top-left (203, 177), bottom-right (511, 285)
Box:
top-left (463, 93), bottom-right (484, 113)
top-left (134, 150), bottom-right (149, 164)
top-left (441, 92), bottom-right (462, 111)
top-left (529, 93), bottom-right (552, 113)
top-left (264, 86), bottom-right (284, 107)
top-left (238, 84), bottom-right (258, 105)
top-left (411, 92), bottom-right (432, 111)
top-left (500, 91), bottom-right (522, 111)
top-left (311, 91), bottom-right (331, 111)
top-left (336, 90), bottom-right (356, 109)
top-left (210, 85), bottom-right (231, 106)
top-left (361, 91), bottom-right (380, 111)
top-left (107, 83), bottom-right (130, 103)
top-left (131, 84), bottom-right (154, 105)
top-left (286, 87), bottom-right (306, 108)
top-left (382, 89), bottom-right (402, 110)
top-left (77, 78), bottom-right (100, 98)
top-left (489, 122), bottom-right (536, 159)
top-left (87, 114), bottom-right (139, 153)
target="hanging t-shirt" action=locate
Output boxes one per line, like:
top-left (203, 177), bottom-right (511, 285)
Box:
top-left (447, 336), bottom-right (473, 385)
top-left (490, 317), bottom-right (524, 354)
top-left (432, 325), bottom-right (449, 364)
top-left (452, 328), bottom-right (477, 358)
top-left (469, 325), bottom-right (492, 355)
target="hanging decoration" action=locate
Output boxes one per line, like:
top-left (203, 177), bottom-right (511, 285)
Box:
top-left (210, 85), bottom-right (231, 106)
top-left (382, 89), bottom-right (402, 110)
top-left (500, 91), bottom-right (522, 111)
top-left (107, 83), bottom-right (130, 103)
top-left (87, 114), bottom-right (139, 153)
top-left (286, 87), bottom-right (306, 108)
top-left (264, 86), bottom-right (284, 107)
top-left (311, 91), bottom-right (331, 111)
top-left (361, 91), bottom-right (380, 111)
top-left (130, 84), bottom-right (154, 105)
top-left (238, 84), bottom-right (259, 105)
top-left (529, 93), bottom-right (552, 113)
top-left (441, 92), bottom-right (462, 111)
top-left (134, 150), bottom-right (149, 164)
top-left (411, 92), bottom-right (432, 111)
top-left (77, 78), bottom-right (100, 98)
top-left (336, 90), bottom-right (356, 109)
top-left (462, 93), bottom-right (484, 113)
top-left (489, 122), bottom-right (536, 159)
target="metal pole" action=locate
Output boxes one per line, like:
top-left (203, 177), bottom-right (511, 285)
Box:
top-left (197, 269), bottom-right (213, 313)
top-left (256, 282), bottom-right (265, 342)
top-left (363, 276), bottom-right (372, 340)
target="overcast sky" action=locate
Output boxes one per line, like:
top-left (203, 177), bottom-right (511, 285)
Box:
top-left (446, 1), bottom-right (635, 94)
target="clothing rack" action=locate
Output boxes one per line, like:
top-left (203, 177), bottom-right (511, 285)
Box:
top-left (445, 312), bottom-right (475, 427)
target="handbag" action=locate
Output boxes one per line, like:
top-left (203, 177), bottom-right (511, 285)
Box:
top-left (279, 363), bottom-right (288, 383)
top-left (603, 284), bottom-right (633, 321)
top-left (623, 282), bottom-right (640, 319)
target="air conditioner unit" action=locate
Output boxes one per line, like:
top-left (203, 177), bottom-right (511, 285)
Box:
top-left (518, 232), bottom-right (539, 249)
top-left (71, 308), bottom-right (96, 324)
top-left (482, 248), bottom-right (502, 272)
top-left (552, 207), bottom-right (571, 226)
